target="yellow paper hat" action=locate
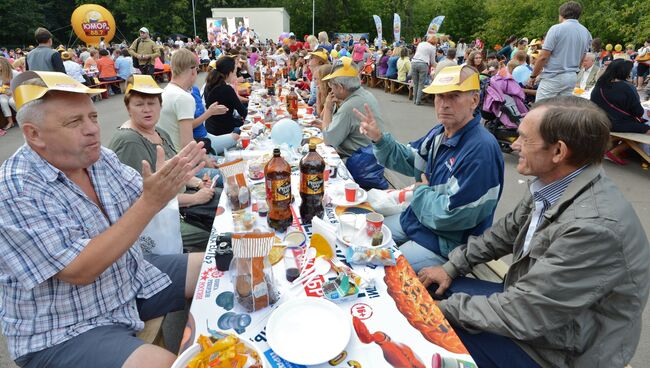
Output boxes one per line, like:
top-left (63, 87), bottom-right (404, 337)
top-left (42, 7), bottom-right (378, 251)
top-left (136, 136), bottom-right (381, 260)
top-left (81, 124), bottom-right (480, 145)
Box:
top-left (308, 49), bottom-right (329, 63)
top-left (208, 59), bottom-right (217, 69)
top-left (10, 71), bottom-right (105, 111)
top-left (322, 57), bottom-right (358, 80)
top-left (125, 75), bottom-right (164, 95)
top-left (422, 65), bottom-right (480, 95)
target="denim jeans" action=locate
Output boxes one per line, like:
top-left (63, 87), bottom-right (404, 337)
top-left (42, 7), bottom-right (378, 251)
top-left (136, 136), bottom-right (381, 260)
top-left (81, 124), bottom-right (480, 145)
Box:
top-left (385, 213), bottom-right (447, 273)
top-left (440, 277), bottom-right (542, 368)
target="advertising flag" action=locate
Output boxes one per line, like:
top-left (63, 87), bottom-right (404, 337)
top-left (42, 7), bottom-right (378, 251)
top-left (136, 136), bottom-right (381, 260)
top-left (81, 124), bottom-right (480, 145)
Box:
top-left (373, 15), bottom-right (383, 47)
top-left (425, 15), bottom-right (445, 37)
top-left (393, 13), bottom-right (401, 43)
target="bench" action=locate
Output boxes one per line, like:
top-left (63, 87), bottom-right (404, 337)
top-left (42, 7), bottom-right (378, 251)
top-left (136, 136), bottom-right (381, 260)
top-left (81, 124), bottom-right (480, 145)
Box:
top-left (360, 72), bottom-right (372, 86)
top-left (375, 77), bottom-right (388, 91)
top-left (153, 70), bottom-right (172, 83)
top-left (610, 132), bottom-right (650, 165)
top-left (88, 78), bottom-right (123, 100)
top-left (136, 316), bottom-right (166, 347)
top-left (389, 79), bottom-right (410, 95)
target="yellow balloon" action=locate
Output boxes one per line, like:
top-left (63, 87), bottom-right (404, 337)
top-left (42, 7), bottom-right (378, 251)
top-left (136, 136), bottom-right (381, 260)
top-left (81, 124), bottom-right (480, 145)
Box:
top-left (71, 4), bottom-right (116, 46)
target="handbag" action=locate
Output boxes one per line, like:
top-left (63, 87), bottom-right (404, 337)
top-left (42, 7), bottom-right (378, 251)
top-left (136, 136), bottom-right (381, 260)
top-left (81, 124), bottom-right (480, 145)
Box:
top-left (139, 198), bottom-right (183, 254)
top-left (599, 87), bottom-right (647, 123)
top-left (132, 38), bottom-right (141, 69)
top-left (179, 187), bottom-right (223, 231)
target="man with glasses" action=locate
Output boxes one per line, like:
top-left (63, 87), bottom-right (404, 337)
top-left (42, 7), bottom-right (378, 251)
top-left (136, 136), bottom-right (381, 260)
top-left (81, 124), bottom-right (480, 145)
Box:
top-left (417, 96), bottom-right (649, 368)
top-left (320, 56), bottom-right (385, 159)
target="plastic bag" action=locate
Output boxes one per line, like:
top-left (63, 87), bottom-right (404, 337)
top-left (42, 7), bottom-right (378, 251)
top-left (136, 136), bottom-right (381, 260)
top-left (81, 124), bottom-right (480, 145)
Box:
top-left (138, 198), bottom-right (183, 254)
top-left (345, 145), bottom-right (389, 190)
top-left (366, 186), bottom-right (414, 216)
top-left (230, 233), bottom-right (279, 312)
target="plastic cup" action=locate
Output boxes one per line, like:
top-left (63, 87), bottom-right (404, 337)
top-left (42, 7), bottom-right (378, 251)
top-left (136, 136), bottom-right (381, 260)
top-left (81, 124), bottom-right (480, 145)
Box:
top-left (241, 136), bottom-right (250, 149)
top-left (253, 116), bottom-right (262, 123)
top-left (338, 213), bottom-right (358, 243)
top-left (365, 213), bottom-right (384, 237)
top-left (306, 107), bottom-right (314, 114)
top-left (345, 183), bottom-right (359, 202)
top-left (323, 167), bottom-right (331, 182)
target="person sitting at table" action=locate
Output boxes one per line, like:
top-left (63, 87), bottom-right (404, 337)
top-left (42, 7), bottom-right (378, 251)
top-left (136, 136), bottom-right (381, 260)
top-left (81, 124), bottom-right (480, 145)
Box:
top-left (83, 49), bottom-right (98, 73)
top-left (204, 56), bottom-right (248, 136)
top-left (320, 56), bottom-right (385, 159)
top-left (590, 59), bottom-right (649, 165)
top-left (354, 65), bottom-right (504, 272)
top-left (575, 52), bottom-right (599, 91)
top-left (306, 48), bottom-right (330, 108)
top-left (0, 71), bottom-right (205, 368)
top-left (385, 47), bottom-right (400, 79)
top-left (418, 96), bottom-right (650, 368)
top-left (157, 48), bottom-right (226, 181)
top-left (109, 75), bottom-right (216, 249)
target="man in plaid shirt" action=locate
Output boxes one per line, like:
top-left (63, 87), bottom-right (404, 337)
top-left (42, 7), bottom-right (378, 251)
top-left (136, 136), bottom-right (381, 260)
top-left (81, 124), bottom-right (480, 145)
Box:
top-left (0, 71), bottom-right (206, 368)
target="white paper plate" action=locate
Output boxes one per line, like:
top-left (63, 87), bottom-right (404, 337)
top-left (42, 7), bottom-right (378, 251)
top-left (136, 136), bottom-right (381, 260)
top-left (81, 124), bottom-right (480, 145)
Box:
top-left (266, 297), bottom-right (351, 365)
top-left (327, 185), bottom-right (368, 207)
top-left (172, 338), bottom-right (266, 368)
top-left (337, 223), bottom-right (393, 248)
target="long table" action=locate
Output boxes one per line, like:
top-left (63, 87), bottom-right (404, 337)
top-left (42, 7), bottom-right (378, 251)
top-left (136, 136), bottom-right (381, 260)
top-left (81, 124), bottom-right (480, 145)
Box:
top-left (179, 85), bottom-right (475, 367)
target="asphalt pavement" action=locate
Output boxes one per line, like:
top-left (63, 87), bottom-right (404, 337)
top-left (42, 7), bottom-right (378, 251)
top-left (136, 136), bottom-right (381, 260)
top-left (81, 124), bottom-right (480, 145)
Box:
top-left (0, 73), bottom-right (648, 366)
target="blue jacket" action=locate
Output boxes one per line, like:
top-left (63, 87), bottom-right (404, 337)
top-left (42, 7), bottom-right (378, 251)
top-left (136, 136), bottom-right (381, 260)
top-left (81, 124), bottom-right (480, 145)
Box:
top-left (373, 115), bottom-right (504, 257)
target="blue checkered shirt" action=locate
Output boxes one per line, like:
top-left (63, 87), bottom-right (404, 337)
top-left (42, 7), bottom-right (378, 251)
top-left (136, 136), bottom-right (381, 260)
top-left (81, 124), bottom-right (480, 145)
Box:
top-left (0, 145), bottom-right (171, 360)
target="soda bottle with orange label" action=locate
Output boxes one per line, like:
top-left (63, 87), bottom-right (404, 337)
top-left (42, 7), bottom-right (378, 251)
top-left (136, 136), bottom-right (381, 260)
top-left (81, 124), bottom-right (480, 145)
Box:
top-left (265, 148), bottom-right (293, 232)
top-left (299, 143), bottom-right (325, 222)
top-left (287, 87), bottom-right (299, 120)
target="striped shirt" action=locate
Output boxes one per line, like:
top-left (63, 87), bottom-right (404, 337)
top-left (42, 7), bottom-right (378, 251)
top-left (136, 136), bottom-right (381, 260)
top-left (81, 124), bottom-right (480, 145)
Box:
top-left (522, 166), bottom-right (587, 254)
top-left (0, 145), bottom-right (171, 360)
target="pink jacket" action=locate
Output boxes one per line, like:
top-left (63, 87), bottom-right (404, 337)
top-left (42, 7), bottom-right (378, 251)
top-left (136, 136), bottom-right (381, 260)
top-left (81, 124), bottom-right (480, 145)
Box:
top-left (483, 75), bottom-right (528, 129)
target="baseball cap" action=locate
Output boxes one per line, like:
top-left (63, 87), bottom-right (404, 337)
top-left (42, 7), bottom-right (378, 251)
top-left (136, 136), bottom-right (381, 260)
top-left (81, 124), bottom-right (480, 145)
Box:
top-left (422, 65), bottom-right (480, 94)
top-left (10, 71), bottom-right (105, 110)
top-left (321, 57), bottom-right (358, 80)
top-left (125, 75), bottom-right (164, 95)
top-left (139, 27), bottom-right (149, 34)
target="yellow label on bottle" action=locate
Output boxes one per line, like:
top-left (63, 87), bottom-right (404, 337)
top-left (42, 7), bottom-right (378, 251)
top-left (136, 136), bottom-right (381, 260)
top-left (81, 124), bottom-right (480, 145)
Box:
top-left (301, 174), bottom-right (324, 195)
top-left (271, 178), bottom-right (291, 201)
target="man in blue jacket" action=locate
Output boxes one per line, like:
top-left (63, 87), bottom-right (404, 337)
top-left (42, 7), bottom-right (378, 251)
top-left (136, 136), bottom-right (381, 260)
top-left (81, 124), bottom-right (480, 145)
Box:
top-left (354, 65), bottom-right (504, 272)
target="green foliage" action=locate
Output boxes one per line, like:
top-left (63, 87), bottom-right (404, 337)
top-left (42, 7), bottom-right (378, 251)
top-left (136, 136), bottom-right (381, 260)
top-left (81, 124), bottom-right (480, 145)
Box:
top-left (1, 0), bottom-right (648, 48)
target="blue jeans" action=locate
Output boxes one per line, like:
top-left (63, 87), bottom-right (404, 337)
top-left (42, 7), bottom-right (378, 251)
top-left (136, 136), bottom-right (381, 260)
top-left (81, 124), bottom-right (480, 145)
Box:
top-left (442, 278), bottom-right (542, 368)
top-left (385, 213), bottom-right (447, 273)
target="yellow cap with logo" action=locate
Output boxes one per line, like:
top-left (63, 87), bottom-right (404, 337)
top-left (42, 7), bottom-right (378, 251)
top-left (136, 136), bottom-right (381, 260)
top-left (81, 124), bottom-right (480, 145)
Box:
top-left (422, 65), bottom-right (480, 95)
top-left (322, 56), bottom-right (358, 80)
top-left (308, 49), bottom-right (329, 63)
top-left (125, 75), bottom-right (164, 95)
top-left (10, 71), bottom-right (105, 111)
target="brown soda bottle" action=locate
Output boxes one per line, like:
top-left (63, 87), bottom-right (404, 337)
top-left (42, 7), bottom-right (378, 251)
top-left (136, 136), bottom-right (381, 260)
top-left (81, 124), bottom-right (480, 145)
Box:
top-left (265, 148), bottom-right (293, 232)
top-left (265, 67), bottom-right (275, 95)
top-left (287, 87), bottom-right (299, 119)
top-left (299, 143), bottom-right (325, 223)
top-left (253, 66), bottom-right (261, 82)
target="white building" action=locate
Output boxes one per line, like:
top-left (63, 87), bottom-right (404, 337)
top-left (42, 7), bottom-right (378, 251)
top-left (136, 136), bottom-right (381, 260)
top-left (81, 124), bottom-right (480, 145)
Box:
top-left (209, 8), bottom-right (290, 42)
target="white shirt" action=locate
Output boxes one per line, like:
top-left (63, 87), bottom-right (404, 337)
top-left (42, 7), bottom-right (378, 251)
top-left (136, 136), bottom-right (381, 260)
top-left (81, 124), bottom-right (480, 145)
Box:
top-left (579, 66), bottom-right (594, 90)
top-left (412, 41), bottom-right (437, 66)
top-left (63, 60), bottom-right (86, 83)
top-left (199, 49), bottom-right (209, 60)
top-left (174, 40), bottom-right (185, 48)
top-left (157, 83), bottom-right (196, 151)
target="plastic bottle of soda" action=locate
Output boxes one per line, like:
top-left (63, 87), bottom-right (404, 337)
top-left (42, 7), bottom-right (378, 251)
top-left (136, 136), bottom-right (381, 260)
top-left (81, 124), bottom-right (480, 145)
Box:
top-left (264, 67), bottom-right (275, 95)
top-left (299, 143), bottom-right (325, 223)
top-left (265, 148), bottom-right (293, 232)
top-left (287, 87), bottom-right (299, 120)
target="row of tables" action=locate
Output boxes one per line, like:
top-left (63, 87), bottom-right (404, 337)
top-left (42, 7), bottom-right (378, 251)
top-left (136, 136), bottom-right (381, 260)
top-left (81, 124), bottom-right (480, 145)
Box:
top-left (178, 83), bottom-right (475, 367)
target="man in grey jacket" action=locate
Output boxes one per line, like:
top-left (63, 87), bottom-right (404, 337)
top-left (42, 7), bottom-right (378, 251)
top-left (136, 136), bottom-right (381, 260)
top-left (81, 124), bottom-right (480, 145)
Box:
top-left (419, 96), bottom-right (650, 368)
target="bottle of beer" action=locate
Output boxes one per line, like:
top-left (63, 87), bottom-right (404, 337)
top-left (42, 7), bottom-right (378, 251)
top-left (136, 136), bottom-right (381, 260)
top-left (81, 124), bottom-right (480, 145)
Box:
top-left (299, 143), bottom-right (325, 223)
top-left (287, 87), bottom-right (299, 120)
top-left (265, 67), bottom-right (275, 95)
top-left (253, 66), bottom-right (261, 83)
top-left (265, 148), bottom-right (293, 232)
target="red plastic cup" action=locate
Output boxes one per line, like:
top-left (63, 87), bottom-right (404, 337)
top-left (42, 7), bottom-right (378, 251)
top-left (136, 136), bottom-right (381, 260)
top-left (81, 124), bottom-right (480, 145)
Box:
top-left (253, 116), bottom-right (262, 123)
top-left (345, 183), bottom-right (359, 202)
top-left (265, 121), bottom-right (272, 130)
top-left (366, 213), bottom-right (384, 237)
top-left (241, 136), bottom-right (250, 149)
top-left (306, 107), bottom-right (314, 114)
top-left (323, 167), bottom-right (331, 182)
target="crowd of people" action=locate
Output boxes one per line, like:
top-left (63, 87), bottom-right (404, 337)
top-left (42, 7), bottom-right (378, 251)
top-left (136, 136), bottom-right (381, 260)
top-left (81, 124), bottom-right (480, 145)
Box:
top-left (0, 1), bottom-right (649, 367)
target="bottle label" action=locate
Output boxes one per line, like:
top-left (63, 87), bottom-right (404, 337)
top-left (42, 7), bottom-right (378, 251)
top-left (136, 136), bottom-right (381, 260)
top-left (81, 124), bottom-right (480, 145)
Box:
top-left (289, 99), bottom-right (298, 111)
top-left (301, 174), bottom-right (324, 194)
top-left (271, 178), bottom-right (291, 201)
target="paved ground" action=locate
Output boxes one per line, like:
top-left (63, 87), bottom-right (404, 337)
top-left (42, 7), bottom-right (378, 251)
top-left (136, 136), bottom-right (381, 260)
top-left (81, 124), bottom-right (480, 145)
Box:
top-left (0, 74), bottom-right (648, 366)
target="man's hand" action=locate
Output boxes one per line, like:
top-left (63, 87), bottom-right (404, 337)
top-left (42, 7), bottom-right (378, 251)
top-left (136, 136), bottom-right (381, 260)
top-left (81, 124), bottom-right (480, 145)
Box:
top-left (414, 173), bottom-right (429, 189)
top-left (207, 101), bottom-right (228, 116)
top-left (309, 119), bottom-right (323, 130)
top-left (325, 91), bottom-right (339, 110)
top-left (526, 76), bottom-right (539, 88)
top-left (142, 142), bottom-right (205, 210)
top-left (353, 103), bottom-right (382, 142)
top-left (418, 266), bottom-right (453, 295)
top-left (190, 188), bottom-right (215, 205)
